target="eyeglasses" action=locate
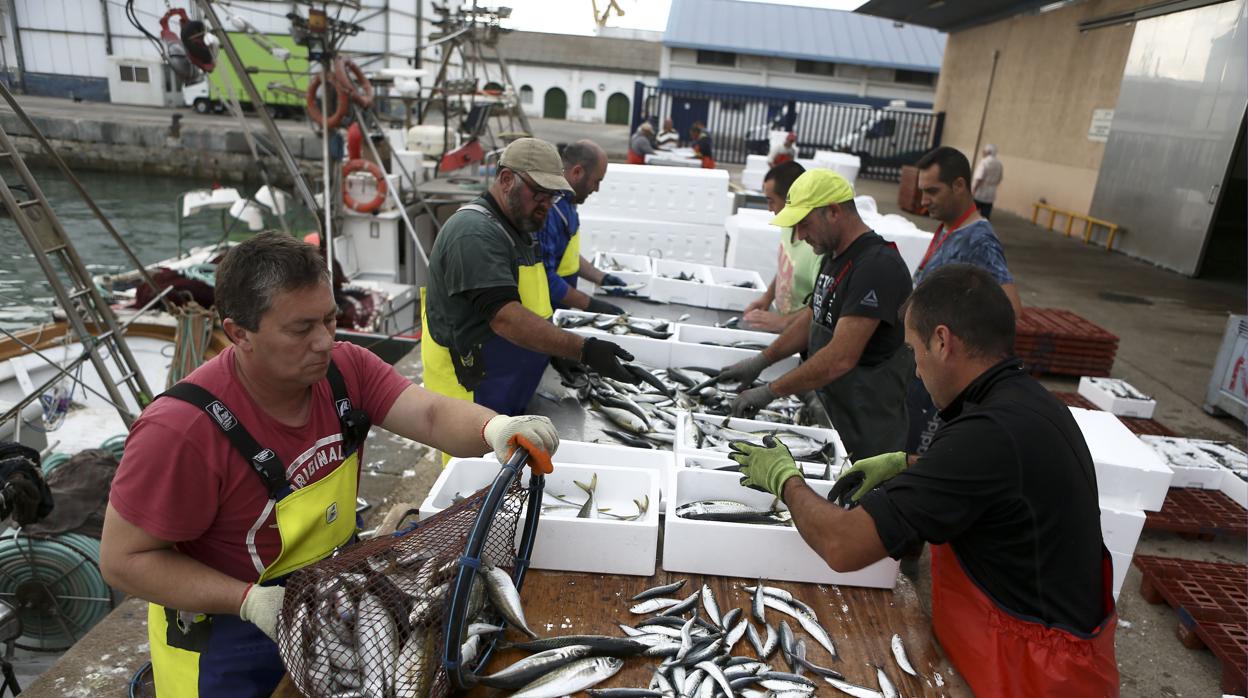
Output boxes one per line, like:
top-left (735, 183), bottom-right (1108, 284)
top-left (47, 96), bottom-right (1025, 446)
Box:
top-left (508, 169), bottom-right (564, 205)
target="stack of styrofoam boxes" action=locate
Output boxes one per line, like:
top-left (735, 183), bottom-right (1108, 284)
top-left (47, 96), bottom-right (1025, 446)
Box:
top-left (740, 154), bottom-right (770, 192)
top-left (1069, 407), bottom-right (1175, 599)
top-left (663, 415), bottom-right (898, 587)
top-left (858, 204), bottom-right (934, 277)
top-left (591, 251), bottom-right (652, 295)
top-left (795, 151), bottom-right (861, 187)
top-left (579, 164), bottom-right (732, 265)
top-left (1077, 377), bottom-right (1157, 418)
top-left (1140, 436), bottom-right (1248, 508)
top-left (419, 458), bottom-right (661, 575)
top-left (724, 208), bottom-right (782, 280)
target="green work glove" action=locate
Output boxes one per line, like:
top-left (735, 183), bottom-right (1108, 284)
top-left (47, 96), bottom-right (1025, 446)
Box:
top-left (831, 451), bottom-right (907, 504)
top-left (728, 435), bottom-right (804, 500)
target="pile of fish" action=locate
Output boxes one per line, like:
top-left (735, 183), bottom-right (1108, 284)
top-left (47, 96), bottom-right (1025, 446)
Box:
top-left (674, 498), bottom-right (794, 527)
top-left (542, 472), bottom-right (652, 521)
top-left (543, 358), bottom-right (812, 451)
top-left (556, 312), bottom-right (675, 339)
top-left (601, 256), bottom-right (648, 274)
top-left (687, 415), bottom-right (842, 469)
top-left (1084, 377), bottom-right (1152, 400)
top-left (279, 547), bottom-right (539, 698)
top-left (658, 271), bottom-right (705, 283)
top-left (465, 578), bottom-right (922, 698)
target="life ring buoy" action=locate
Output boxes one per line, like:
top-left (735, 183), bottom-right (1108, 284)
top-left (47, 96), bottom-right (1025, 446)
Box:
top-left (342, 159), bottom-right (387, 213)
top-left (332, 57), bottom-right (374, 108)
top-left (306, 73), bottom-right (348, 129)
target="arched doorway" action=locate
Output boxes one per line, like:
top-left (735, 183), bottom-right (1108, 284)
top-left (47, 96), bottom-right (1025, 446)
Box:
top-left (543, 87), bottom-right (567, 119)
top-left (605, 92), bottom-right (630, 125)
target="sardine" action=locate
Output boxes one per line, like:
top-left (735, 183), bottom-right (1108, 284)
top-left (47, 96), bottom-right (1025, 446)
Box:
top-left (764, 596), bottom-right (837, 658)
top-left (658, 590), bottom-right (701, 617)
top-left (890, 633), bottom-right (917, 676)
top-left (876, 666), bottom-right (898, 698)
top-left (355, 592), bottom-right (396, 698)
top-left (481, 565), bottom-right (538, 639)
top-left (510, 657), bottom-right (625, 698)
top-left (725, 617), bottom-right (749, 652)
top-left (752, 580), bottom-right (766, 624)
top-left (474, 644), bottom-right (593, 690)
top-left (825, 676), bottom-right (885, 698)
top-left (696, 660), bottom-right (735, 697)
top-left (507, 635), bottom-right (649, 656)
top-left (631, 597), bottom-right (680, 614)
top-left (701, 584), bottom-right (721, 626)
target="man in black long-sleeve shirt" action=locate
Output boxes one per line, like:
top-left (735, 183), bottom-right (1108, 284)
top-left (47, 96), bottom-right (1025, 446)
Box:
top-left (729, 264), bottom-right (1119, 696)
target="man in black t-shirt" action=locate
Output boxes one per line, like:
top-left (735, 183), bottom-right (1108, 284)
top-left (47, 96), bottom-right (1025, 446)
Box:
top-left (717, 169), bottom-right (912, 459)
top-left (728, 265), bottom-right (1118, 696)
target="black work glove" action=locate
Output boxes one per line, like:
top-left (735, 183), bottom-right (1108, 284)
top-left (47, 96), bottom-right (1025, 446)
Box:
top-left (580, 337), bottom-right (638, 383)
top-left (601, 274), bottom-right (627, 287)
top-left (585, 297), bottom-right (625, 315)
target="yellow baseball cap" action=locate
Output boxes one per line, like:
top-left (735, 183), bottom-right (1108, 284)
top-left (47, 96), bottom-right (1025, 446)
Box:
top-left (770, 169), bottom-right (856, 228)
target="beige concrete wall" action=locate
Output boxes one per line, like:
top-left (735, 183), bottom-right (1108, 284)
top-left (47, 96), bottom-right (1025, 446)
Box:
top-left (932, 0), bottom-right (1151, 217)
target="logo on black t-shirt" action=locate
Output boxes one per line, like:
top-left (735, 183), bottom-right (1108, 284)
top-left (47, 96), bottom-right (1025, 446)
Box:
top-left (862, 290), bottom-right (879, 308)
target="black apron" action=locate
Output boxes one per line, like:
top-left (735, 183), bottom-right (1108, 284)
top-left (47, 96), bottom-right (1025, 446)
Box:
top-left (808, 237), bottom-right (911, 460)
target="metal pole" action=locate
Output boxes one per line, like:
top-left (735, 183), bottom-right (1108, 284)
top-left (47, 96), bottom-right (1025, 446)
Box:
top-left (972, 49), bottom-right (1000, 172)
top-left (321, 58), bottom-right (334, 276)
top-left (414, 0), bottom-right (423, 69)
top-left (98, 0), bottom-right (113, 55)
top-left (7, 0), bottom-right (25, 93)
top-left (195, 0), bottom-right (322, 226)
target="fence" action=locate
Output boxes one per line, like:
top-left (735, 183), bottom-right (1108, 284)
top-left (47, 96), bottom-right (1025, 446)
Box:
top-left (631, 82), bottom-right (943, 181)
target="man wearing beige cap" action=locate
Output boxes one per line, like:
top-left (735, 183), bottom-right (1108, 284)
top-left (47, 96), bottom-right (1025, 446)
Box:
top-left (422, 138), bottom-right (638, 421)
top-left (714, 169), bottom-right (913, 459)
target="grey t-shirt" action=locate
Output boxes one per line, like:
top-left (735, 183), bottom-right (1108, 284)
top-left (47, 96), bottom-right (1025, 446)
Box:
top-left (426, 195), bottom-right (539, 351)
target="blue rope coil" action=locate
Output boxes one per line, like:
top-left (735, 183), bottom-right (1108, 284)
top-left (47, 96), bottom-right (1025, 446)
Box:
top-left (0, 530), bottom-right (116, 651)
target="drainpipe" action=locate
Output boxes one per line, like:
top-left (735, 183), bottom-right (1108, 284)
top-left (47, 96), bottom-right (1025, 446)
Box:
top-left (7, 0), bottom-right (24, 93)
top-left (972, 49), bottom-right (1000, 165)
top-left (99, 0), bottom-right (113, 55)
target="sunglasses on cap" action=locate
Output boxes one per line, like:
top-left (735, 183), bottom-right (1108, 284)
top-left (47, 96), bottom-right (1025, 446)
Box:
top-left (505, 168), bottom-right (564, 205)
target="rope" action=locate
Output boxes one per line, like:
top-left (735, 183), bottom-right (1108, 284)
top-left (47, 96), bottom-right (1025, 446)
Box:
top-left (0, 530), bottom-right (115, 651)
top-left (168, 304), bottom-right (216, 389)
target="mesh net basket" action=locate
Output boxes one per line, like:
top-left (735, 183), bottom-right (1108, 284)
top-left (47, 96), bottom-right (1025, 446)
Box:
top-left (277, 453), bottom-right (543, 697)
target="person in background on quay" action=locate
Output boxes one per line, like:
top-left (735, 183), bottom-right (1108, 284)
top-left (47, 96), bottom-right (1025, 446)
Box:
top-left (422, 138), bottom-right (638, 423)
top-left (728, 265), bottom-right (1119, 697)
top-left (100, 232), bottom-right (560, 698)
top-left (627, 122), bottom-right (656, 165)
top-left (538, 140), bottom-right (627, 313)
top-left (972, 143), bottom-right (1004, 219)
top-left (717, 169), bottom-right (912, 460)
top-left (742, 161), bottom-right (822, 333)
top-left (767, 131), bottom-right (798, 167)
top-left (690, 121), bottom-right (715, 169)
top-left (907, 145), bottom-right (1023, 457)
top-left (656, 118), bottom-right (680, 151)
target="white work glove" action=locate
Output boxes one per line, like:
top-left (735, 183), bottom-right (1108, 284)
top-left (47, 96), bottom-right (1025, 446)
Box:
top-left (483, 414), bottom-right (559, 474)
top-left (238, 584), bottom-right (285, 642)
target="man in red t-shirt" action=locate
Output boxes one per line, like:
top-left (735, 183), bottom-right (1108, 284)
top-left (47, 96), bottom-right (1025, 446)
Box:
top-left (99, 232), bottom-right (559, 698)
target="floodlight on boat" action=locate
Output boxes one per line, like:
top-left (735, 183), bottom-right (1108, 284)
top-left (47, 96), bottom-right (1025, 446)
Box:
top-left (228, 199), bottom-right (266, 232)
top-left (181, 188), bottom-right (242, 218)
top-left (254, 185), bottom-right (289, 216)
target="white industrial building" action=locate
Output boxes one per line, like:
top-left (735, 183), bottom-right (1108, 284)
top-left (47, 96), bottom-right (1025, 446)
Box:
top-left (496, 29), bottom-right (660, 124)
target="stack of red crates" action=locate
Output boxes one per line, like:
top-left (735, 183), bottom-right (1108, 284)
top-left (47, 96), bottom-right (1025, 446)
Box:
top-left (1016, 308), bottom-right (1118, 377)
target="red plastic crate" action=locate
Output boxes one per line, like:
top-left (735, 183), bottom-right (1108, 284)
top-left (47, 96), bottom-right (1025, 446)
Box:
top-left (1134, 555), bottom-right (1248, 623)
top-left (1192, 620), bottom-right (1248, 695)
top-left (1016, 308), bottom-right (1120, 342)
top-left (1119, 417), bottom-right (1176, 436)
top-left (1146, 488), bottom-right (1248, 539)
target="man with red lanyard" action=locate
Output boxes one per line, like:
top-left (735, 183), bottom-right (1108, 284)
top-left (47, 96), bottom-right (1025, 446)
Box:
top-left (907, 146), bottom-right (1023, 457)
top-left (99, 232), bottom-right (560, 698)
top-left (715, 169), bottom-right (913, 460)
top-left (729, 264), bottom-right (1119, 696)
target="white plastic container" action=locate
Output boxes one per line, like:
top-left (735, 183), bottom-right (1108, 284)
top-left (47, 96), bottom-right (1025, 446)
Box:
top-left (723, 209), bottom-right (782, 280)
top-left (1078, 377), bottom-right (1157, 419)
top-left (650, 260), bottom-right (713, 306)
top-left (1110, 549), bottom-right (1132, 601)
top-left (1099, 505), bottom-right (1147, 557)
top-left (550, 309), bottom-right (675, 367)
top-left (674, 324), bottom-right (775, 351)
top-left (1069, 407), bottom-right (1173, 512)
top-left (704, 266), bottom-right (767, 311)
top-left (555, 439), bottom-right (675, 504)
top-left (667, 337), bottom-right (799, 382)
top-left (675, 412), bottom-right (846, 467)
top-left (663, 468), bottom-right (898, 587)
top-left (580, 215), bottom-right (726, 265)
top-left (420, 459), bottom-right (660, 576)
top-left (591, 251), bottom-right (653, 293)
top-left (1140, 436), bottom-right (1248, 505)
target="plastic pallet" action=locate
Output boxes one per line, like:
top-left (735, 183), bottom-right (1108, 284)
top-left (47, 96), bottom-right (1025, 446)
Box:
top-left (1145, 488), bottom-right (1248, 539)
top-left (1017, 308), bottom-right (1120, 342)
top-left (1118, 417), bottom-right (1177, 437)
top-left (1134, 555), bottom-right (1248, 693)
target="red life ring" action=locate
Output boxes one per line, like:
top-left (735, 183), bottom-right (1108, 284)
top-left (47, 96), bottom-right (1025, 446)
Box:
top-left (342, 159), bottom-right (387, 213)
top-left (332, 57), bottom-right (374, 108)
top-left (306, 73), bottom-right (348, 129)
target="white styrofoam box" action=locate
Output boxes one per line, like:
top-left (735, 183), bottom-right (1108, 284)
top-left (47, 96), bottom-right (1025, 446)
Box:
top-left (650, 260), bottom-right (713, 306)
top-left (420, 459), bottom-right (660, 576)
top-left (724, 208), bottom-right (783, 280)
top-left (1069, 407), bottom-right (1174, 512)
top-left (741, 154), bottom-right (769, 192)
top-left (705, 266), bottom-right (767, 311)
top-left (675, 412), bottom-right (846, 466)
top-left (669, 336), bottom-right (799, 382)
top-left (1140, 436), bottom-right (1248, 503)
top-left (580, 215), bottom-right (726, 265)
top-left (855, 195), bottom-right (878, 217)
top-left (1110, 549), bottom-right (1131, 601)
top-left (579, 164), bottom-right (731, 226)
top-left (592, 251), bottom-right (653, 292)
top-left (1078, 377), bottom-right (1156, 419)
top-left (551, 309), bottom-right (674, 367)
top-left (555, 439), bottom-right (676, 505)
top-left (663, 468), bottom-right (898, 587)
top-left (1100, 506), bottom-right (1147, 557)
top-left (813, 151), bottom-right (861, 186)
top-left (674, 323), bottom-right (774, 351)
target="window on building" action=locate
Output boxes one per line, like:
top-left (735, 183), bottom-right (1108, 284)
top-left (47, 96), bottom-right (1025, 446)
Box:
top-left (894, 69), bottom-right (936, 86)
top-left (134, 66), bottom-right (150, 83)
top-left (119, 65), bottom-right (151, 83)
top-left (520, 85), bottom-right (533, 104)
top-left (581, 90), bottom-right (596, 109)
top-left (696, 50), bottom-right (736, 67)
top-left (794, 60), bottom-right (837, 77)
top-left (119, 65), bottom-right (134, 82)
